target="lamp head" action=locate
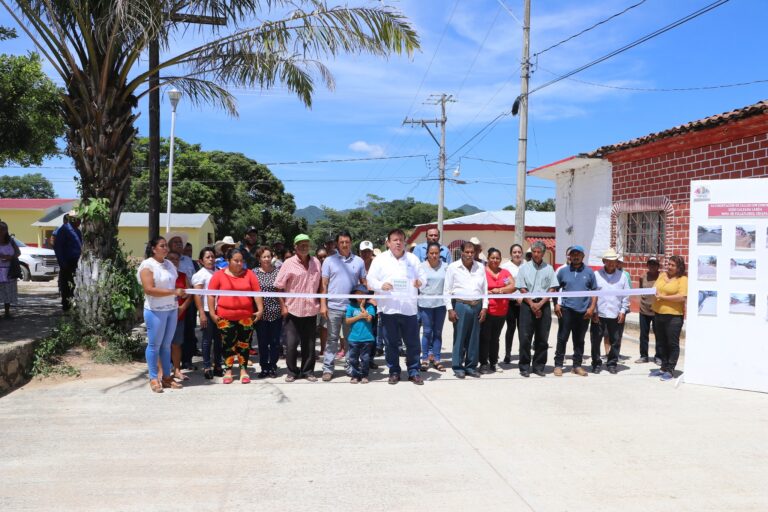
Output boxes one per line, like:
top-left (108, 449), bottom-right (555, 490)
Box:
top-left (168, 88), bottom-right (181, 110)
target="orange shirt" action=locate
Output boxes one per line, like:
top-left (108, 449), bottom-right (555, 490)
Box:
top-left (209, 269), bottom-right (261, 321)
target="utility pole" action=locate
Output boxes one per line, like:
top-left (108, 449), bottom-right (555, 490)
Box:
top-left (403, 93), bottom-right (454, 243)
top-left (514, 0), bottom-right (531, 245)
top-left (147, 9), bottom-right (226, 241)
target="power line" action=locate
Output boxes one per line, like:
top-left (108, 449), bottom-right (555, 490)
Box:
top-left (537, 67), bottom-right (768, 92)
top-left (445, 111), bottom-right (510, 162)
top-left (529, 0), bottom-right (731, 96)
top-left (533, 0), bottom-right (648, 57)
top-left (453, 4), bottom-right (503, 104)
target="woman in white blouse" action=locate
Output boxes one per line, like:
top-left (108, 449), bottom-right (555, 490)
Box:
top-left (137, 237), bottom-right (187, 393)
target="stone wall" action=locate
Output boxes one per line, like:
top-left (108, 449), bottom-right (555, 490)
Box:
top-left (0, 339), bottom-right (38, 397)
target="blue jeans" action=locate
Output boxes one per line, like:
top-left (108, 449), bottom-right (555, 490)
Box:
top-left (256, 317), bottom-right (282, 372)
top-left (144, 308), bottom-right (177, 380)
top-left (452, 302), bottom-right (481, 372)
top-left (348, 341), bottom-right (374, 378)
top-left (201, 311), bottom-right (222, 369)
top-left (380, 313), bottom-right (420, 377)
top-left (323, 308), bottom-right (350, 373)
top-left (418, 306), bottom-right (446, 362)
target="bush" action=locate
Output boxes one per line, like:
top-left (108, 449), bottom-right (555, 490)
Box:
top-left (31, 319), bottom-right (82, 376)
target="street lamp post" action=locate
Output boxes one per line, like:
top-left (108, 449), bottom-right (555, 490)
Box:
top-left (165, 88), bottom-right (181, 233)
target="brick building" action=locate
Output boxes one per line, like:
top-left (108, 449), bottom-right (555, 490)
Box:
top-left (530, 100), bottom-right (768, 286)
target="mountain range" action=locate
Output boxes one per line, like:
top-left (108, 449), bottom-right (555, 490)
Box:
top-left (295, 203), bottom-right (481, 225)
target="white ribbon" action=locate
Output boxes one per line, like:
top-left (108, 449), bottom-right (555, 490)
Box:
top-left (184, 288), bottom-right (655, 300)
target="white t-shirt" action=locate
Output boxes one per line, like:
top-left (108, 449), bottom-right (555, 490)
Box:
top-left (137, 258), bottom-right (178, 311)
top-left (191, 267), bottom-right (215, 312)
top-left (501, 260), bottom-right (521, 279)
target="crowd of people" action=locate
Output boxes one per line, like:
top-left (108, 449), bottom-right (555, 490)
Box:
top-left (136, 226), bottom-right (688, 392)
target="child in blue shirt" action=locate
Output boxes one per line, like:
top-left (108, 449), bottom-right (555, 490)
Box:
top-left (345, 285), bottom-right (376, 383)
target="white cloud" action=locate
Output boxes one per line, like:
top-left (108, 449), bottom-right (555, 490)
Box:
top-left (348, 140), bottom-right (387, 158)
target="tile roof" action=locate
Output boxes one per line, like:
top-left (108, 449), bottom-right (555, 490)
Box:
top-left (0, 198), bottom-right (76, 209)
top-left (586, 100), bottom-right (768, 157)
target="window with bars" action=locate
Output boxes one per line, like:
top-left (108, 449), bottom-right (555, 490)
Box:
top-left (617, 211), bottom-right (665, 255)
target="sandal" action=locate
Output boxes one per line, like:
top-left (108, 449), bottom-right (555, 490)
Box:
top-left (420, 361), bottom-right (429, 372)
top-left (149, 379), bottom-right (163, 393)
top-left (174, 371), bottom-right (190, 381)
top-left (240, 374), bottom-right (251, 384)
top-left (432, 361), bottom-right (446, 372)
top-left (222, 374), bottom-right (233, 384)
top-left (161, 377), bottom-right (182, 389)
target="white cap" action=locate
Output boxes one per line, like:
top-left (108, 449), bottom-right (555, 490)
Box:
top-left (359, 240), bottom-right (374, 251)
top-left (469, 236), bottom-right (481, 245)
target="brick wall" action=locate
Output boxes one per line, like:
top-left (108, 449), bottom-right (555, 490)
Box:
top-left (607, 114), bottom-right (768, 287)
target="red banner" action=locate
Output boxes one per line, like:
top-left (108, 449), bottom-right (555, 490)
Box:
top-left (708, 203), bottom-right (768, 218)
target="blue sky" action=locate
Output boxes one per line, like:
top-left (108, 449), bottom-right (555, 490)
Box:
top-left (2, 0), bottom-right (767, 211)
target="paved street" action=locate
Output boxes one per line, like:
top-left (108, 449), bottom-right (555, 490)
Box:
top-left (1, 318), bottom-right (767, 512)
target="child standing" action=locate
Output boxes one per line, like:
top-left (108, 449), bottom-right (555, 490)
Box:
top-left (345, 285), bottom-right (376, 384)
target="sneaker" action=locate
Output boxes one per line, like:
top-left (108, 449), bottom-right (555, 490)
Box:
top-left (479, 364), bottom-right (491, 374)
top-left (571, 367), bottom-right (588, 377)
top-left (350, 377), bottom-right (359, 384)
top-left (454, 371), bottom-right (466, 379)
top-left (553, 367), bottom-right (563, 377)
top-left (635, 357), bottom-right (650, 364)
top-left (659, 371), bottom-right (674, 382)
top-left (532, 368), bottom-right (546, 377)
top-left (648, 369), bottom-right (663, 377)
top-left (591, 366), bottom-right (601, 374)
top-left (489, 364), bottom-right (498, 373)
top-left (322, 372), bottom-right (332, 382)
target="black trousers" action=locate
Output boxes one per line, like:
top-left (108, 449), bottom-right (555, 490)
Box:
top-left (518, 301), bottom-right (551, 373)
top-left (504, 301), bottom-right (520, 357)
top-left (182, 300), bottom-right (198, 365)
top-left (639, 313), bottom-right (656, 359)
top-left (590, 316), bottom-right (621, 368)
top-left (284, 314), bottom-right (317, 377)
top-left (479, 313), bottom-right (506, 366)
top-left (654, 314), bottom-right (683, 373)
top-left (554, 306), bottom-right (589, 368)
top-left (59, 263), bottom-right (77, 310)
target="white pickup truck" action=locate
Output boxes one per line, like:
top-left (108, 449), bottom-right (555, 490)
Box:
top-left (14, 239), bottom-right (59, 281)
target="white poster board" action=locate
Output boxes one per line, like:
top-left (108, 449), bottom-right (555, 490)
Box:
top-left (685, 179), bottom-right (768, 393)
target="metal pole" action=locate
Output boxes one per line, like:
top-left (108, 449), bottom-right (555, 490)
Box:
top-left (514, 0), bottom-right (531, 245)
top-left (438, 94), bottom-right (447, 243)
top-left (165, 90), bottom-right (181, 233)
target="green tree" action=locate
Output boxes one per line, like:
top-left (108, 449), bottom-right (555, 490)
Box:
top-left (2, 0), bottom-right (418, 331)
top-left (126, 137), bottom-right (306, 245)
top-left (0, 172), bottom-right (55, 198)
top-left (503, 198), bottom-right (556, 211)
top-left (0, 52), bottom-right (64, 166)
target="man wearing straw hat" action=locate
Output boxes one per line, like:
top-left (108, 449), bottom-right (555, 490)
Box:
top-left (590, 248), bottom-right (630, 374)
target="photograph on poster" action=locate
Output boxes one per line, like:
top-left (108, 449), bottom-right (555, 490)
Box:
top-left (697, 256), bottom-right (717, 280)
top-left (698, 290), bottom-right (717, 316)
top-left (735, 225), bottom-right (756, 250)
top-left (729, 293), bottom-right (755, 315)
top-left (697, 225), bottom-right (722, 245)
top-left (730, 258), bottom-right (757, 279)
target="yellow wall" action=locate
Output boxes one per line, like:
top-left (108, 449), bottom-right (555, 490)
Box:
top-left (0, 209), bottom-right (47, 245)
top-left (117, 218), bottom-right (216, 259)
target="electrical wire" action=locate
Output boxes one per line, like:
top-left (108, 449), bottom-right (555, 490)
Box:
top-left (529, 0), bottom-right (731, 96)
top-left (445, 111), bottom-right (510, 162)
top-left (533, 0), bottom-right (648, 58)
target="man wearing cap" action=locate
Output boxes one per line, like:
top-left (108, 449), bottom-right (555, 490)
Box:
top-left (319, 230), bottom-right (367, 381)
top-left (275, 233), bottom-right (322, 382)
top-left (516, 241), bottom-right (557, 377)
top-left (413, 227), bottom-right (452, 264)
top-left (443, 241), bottom-right (488, 378)
top-left (367, 229), bottom-right (427, 385)
top-left (53, 210), bottom-right (82, 311)
top-left (469, 236), bottom-right (487, 264)
top-left (590, 249), bottom-right (630, 374)
top-left (636, 256), bottom-right (660, 364)
top-left (167, 233), bottom-right (196, 279)
top-left (553, 245), bottom-right (597, 377)
top-left (239, 226), bottom-right (259, 269)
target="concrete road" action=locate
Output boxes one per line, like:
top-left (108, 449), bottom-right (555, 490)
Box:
top-left (1, 323), bottom-right (766, 512)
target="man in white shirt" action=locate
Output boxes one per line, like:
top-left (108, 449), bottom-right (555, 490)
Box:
top-left (443, 241), bottom-right (488, 378)
top-left (590, 248), bottom-right (630, 374)
top-left (367, 229), bottom-right (427, 385)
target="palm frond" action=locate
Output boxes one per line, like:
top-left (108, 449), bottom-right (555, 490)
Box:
top-left (147, 76), bottom-right (238, 116)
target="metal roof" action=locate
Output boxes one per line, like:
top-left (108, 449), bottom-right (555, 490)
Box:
top-left (417, 210), bottom-right (555, 228)
top-left (33, 212), bottom-right (212, 228)
top-left (0, 198), bottom-right (76, 209)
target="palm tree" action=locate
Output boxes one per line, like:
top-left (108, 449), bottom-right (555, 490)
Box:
top-left (1, 0), bottom-right (419, 326)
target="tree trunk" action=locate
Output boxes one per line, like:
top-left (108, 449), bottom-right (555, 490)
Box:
top-left (62, 78), bottom-right (139, 330)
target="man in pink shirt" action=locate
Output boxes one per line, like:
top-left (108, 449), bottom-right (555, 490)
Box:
top-left (275, 234), bottom-right (322, 382)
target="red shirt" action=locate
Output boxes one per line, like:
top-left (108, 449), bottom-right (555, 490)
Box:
top-left (485, 267), bottom-right (513, 317)
top-left (209, 269), bottom-right (261, 321)
top-left (175, 274), bottom-right (187, 320)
